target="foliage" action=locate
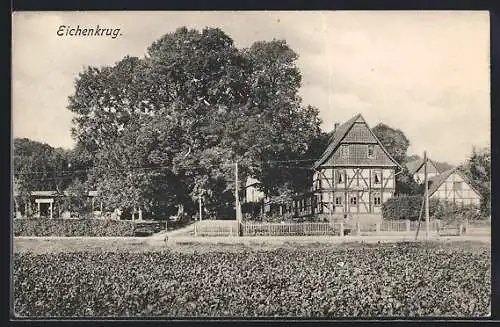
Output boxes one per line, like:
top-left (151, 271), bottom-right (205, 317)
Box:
top-left (14, 244), bottom-right (490, 317)
top-left (433, 201), bottom-right (484, 222)
top-left (372, 123), bottom-right (409, 166)
top-left (13, 219), bottom-right (136, 237)
top-left (59, 179), bottom-right (92, 214)
top-left (459, 147), bottom-right (491, 216)
top-left (241, 201), bottom-right (263, 219)
top-left (381, 195), bottom-right (440, 220)
top-left (67, 27), bottom-right (323, 218)
top-left (13, 138), bottom-right (71, 204)
top-left (371, 124), bottom-right (421, 195)
top-left (395, 168), bottom-right (423, 195)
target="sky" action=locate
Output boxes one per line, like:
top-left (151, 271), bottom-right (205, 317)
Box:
top-left (12, 11), bottom-right (490, 165)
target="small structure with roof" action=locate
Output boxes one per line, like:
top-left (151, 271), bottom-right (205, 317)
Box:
top-left (13, 190), bottom-right (101, 218)
top-left (406, 158), bottom-right (442, 184)
top-left (427, 167), bottom-right (481, 206)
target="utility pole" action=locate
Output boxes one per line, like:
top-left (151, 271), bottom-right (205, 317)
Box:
top-left (424, 151), bottom-right (430, 240)
top-left (235, 161), bottom-right (242, 222)
top-left (198, 191), bottom-right (203, 221)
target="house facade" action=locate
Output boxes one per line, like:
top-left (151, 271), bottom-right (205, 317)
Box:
top-left (406, 158), bottom-right (441, 184)
top-left (428, 168), bottom-right (481, 206)
top-left (245, 177), bottom-right (265, 203)
top-left (310, 114), bottom-right (401, 218)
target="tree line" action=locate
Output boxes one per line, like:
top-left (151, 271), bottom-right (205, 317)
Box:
top-left (12, 27), bottom-right (491, 219)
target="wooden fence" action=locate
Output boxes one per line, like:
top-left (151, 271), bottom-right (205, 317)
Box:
top-left (192, 219), bottom-right (487, 237)
top-left (193, 220), bottom-right (239, 237)
top-left (242, 222), bottom-right (341, 236)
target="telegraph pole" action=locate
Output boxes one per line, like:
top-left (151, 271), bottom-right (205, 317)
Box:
top-left (424, 151), bottom-right (430, 240)
top-left (198, 191), bottom-right (203, 221)
top-left (235, 161), bottom-right (242, 222)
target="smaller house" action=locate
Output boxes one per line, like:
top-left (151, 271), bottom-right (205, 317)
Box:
top-left (13, 190), bottom-right (100, 218)
top-left (428, 167), bottom-right (481, 206)
top-left (245, 177), bottom-right (265, 203)
top-left (406, 158), bottom-right (442, 184)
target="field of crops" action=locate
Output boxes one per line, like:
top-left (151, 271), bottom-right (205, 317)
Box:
top-left (13, 243), bottom-right (490, 318)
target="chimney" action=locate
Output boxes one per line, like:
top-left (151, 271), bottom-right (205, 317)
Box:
top-left (334, 122), bottom-right (340, 132)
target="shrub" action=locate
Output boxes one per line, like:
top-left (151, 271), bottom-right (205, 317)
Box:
top-left (433, 202), bottom-right (483, 222)
top-left (382, 195), bottom-right (440, 220)
top-left (13, 219), bottom-right (136, 237)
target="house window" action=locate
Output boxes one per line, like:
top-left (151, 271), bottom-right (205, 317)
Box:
top-left (350, 196), bottom-right (357, 206)
top-left (373, 195), bottom-right (381, 206)
top-left (337, 170), bottom-right (344, 184)
top-left (335, 196), bottom-right (342, 205)
top-left (341, 145), bottom-right (349, 157)
top-left (373, 171), bottom-right (381, 184)
top-left (453, 181), bottom-right (463, 190)
top-left (368, 145), bottom-right (375, 158)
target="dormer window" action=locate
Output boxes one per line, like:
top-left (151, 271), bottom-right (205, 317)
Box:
top-left (368, 145), bottom-right (375, 158)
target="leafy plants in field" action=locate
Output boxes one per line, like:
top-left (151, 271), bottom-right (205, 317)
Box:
top-left (13, 244), bottom-right (490, 317)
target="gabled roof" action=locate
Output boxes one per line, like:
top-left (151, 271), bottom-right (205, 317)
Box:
top-left (406, 158), bottom-right (441, 175)
top-left (313, 113), bottom-right (402, 169)
top-left (427, 167), bottom-right (481, 197)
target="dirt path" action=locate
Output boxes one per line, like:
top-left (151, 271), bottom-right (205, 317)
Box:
top-left (13, 233), bottom-right (490, 255)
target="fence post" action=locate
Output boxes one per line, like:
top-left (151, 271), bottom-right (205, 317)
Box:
top-left (356, 221), bottom-right (360, 236)
top-left (406, 220), bottom-right (410, 232)
top-left (464, 219), bottom-right (469, 234)
top-left (458, 224), bottom-right (463, 236)
top-left (376, 223), bottom-right (380, 234)
top-left (340, 222), bottom-right (344, 237)
top-left (194, 222), bottom-right (197, 237)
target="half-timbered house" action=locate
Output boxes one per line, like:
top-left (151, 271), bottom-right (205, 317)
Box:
top-left (428, 167), bottom-right (481, 206)
top-left (311, 114), bottom-right (402, 219)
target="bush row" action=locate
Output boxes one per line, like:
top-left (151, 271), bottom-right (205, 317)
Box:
top-left (382, 195), bottom-right (483, 221)
top-left (13, 219), bottom-right (136, 237)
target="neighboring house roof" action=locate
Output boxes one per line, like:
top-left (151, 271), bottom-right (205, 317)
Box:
top-left (313, 113), bottom-right (402, 169)
top-left (406, 158), bottom-right (441, 175)
top-left (427, 167), bottom-right (481, 197)
top-left (245, 177), bottom-right (261, 188)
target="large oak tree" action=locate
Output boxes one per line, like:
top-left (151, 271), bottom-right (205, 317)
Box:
top-left (67, 27), bottom-right (324, 218)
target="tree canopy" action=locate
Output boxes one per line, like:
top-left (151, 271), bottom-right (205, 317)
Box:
top-left (67, 27), bottom-right (324, 218)
top-left (460, 146), bottom-right (491, 216)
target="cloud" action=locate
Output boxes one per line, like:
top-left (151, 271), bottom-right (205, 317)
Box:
top-left (12, 11), bottom-right (489, 165)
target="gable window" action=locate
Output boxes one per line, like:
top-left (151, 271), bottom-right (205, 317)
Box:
top-left (373, 194), bottom-right (381, 206)
top-left (335, 196), bottom-right (343, 205)
top-left (373, 171), bottom-right (381, 184)
top-left (337, 170), bottom-right (344, 184)
top-left (350, 196), bottom-right (357, 206)
top-left (453, 181), bottom-right (463, 191)
top-left (368, 145), bottom-right (375, 158)
top-left (341, 145), bottom-right (349, 157)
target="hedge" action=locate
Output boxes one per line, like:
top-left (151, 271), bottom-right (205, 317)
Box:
top-left (381, 195), bottom-right (440, 221)
top-left (13, 219), bottom-right (136, 237)
top-left (382, 195), bottom-right (484, 221)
